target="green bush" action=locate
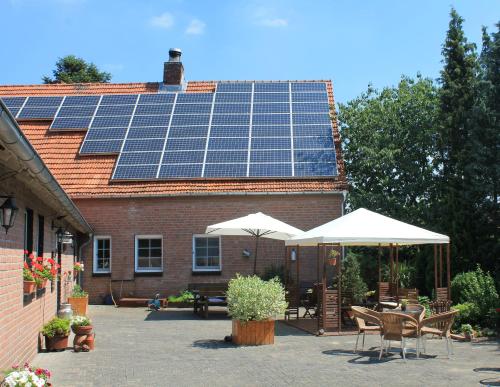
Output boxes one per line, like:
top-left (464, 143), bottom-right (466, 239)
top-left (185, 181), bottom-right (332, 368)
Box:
top-left (451, 265), bottom-right (498, 326)
top-left (417, 296), bottom-right (431, 317)
top-left (71, 284), bottom-right (88, 298)
top-left (341, 252), bottom-right (367, 303)
top-left (227, 275), bottom-right (287, 322)
top-left (452, 302), bottom-right (479, 329)
top-left (42, 317), bottom-right (70, 338)
top-left (260, 264), bottom-right (285, 284)
top-left (167, 290), bottom-right (194, 303)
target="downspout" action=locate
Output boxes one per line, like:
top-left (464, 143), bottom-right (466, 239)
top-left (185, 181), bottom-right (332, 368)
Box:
top-left (341, 190), bottom-right (347, 260)
top-left (0, 101), bottom-right (92, 234)
top-left (78, 233), bottom-right (93, 288)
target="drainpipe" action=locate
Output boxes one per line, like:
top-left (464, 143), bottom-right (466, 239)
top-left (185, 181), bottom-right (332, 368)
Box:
top-left (78, 233), bottom-right (93, 288)
top-left (341, 190), bottom-right (348, 260)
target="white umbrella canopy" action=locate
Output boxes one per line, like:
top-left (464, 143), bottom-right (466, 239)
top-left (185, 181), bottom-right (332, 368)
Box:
top-left (206, 212), bottom-right (303, 273)
top-left (286, 208), bottom-right (449, 247)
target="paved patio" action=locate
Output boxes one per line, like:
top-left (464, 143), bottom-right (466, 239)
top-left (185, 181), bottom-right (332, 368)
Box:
top-left (33, 306), bottom-right (498, 386)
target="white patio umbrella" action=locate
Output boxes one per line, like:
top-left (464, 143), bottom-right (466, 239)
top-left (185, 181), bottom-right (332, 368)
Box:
top-left (206, 212), bottom-right (303, 274)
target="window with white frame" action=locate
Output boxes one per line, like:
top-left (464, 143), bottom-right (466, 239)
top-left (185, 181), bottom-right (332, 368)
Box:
top-left (93, 236), bottom-right (111, 273)
top-left (135, 235), bottom-right (163, 272)
top-left (193, 235), bottom-right (221, 271)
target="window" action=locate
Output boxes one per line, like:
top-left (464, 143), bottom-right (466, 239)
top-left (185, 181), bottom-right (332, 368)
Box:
top-left (193, 235), bottom-right (221, 271)
top-left (24, 208), bottom-right (34, 258)
top-left (135, 235), bottom-right (163, 272)
top-left (37, 215), bottom-right (44, 258)
top-left (93, 236), bottom-right (111, 273)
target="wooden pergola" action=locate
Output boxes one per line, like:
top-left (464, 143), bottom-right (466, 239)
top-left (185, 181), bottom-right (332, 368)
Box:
top-left (284, 208), bottom-right (451, 335)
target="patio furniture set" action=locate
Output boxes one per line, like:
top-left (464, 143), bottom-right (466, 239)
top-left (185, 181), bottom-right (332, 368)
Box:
top-left (351, 305), bottom-right (458, 361)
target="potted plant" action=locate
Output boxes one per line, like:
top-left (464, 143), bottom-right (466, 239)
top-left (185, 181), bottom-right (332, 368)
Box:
top-left (227, 275), bottom-right (287, 346)
top-left (23, 264), bottom-right (36, 294)
top-left (327, 249), bottom-right (339, 266)
top-left (3, 363), bottom-right (52, 386)
top-left (42, 317), bottom-right (70, 351)
top-left (461, 324), bottom-right (474, 341)
top-left (401, 299), bottom-right (408, 311)
top-left (68, 284), bottom-right (89, 316)
top-left (71, 315), bottom-right (93, 335)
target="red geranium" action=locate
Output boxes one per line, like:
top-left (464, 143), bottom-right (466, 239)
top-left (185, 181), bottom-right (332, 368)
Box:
top-left (47, 258), bottom-right (55, 265)
top-left (37, 256), bottom-right (43, 262)
top-left (24, 262), bottom-right (29, 269)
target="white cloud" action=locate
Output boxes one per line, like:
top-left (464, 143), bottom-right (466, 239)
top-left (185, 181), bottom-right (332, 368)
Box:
top-left (259, 18), bottom-right (288, 27)
top-left (185, 19), bottom-right (206, 35)
top-left (150, 12), bottom-right (175, 29)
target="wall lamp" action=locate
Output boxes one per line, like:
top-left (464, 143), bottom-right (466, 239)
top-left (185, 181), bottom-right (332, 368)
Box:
top-left (0, 196), bottom-right (18, 234)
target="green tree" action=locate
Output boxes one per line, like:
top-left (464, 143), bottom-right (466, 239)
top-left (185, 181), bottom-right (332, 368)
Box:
top-left (338, 75), bottom-right (439, 226)
top-left (43, 55), bottom-right (111, 84)
top-left (435, 9), bottom-right (478, 273)
top-left (341, 252), bottom-right (368, 303)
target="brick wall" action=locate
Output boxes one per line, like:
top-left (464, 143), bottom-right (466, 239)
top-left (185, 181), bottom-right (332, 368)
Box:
top-left (0, 178), bottom-right (76, 370)
top-left (76, 193), bottom-right (343, 303)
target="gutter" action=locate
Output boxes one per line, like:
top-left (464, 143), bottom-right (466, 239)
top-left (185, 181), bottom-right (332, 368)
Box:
top-left (0, 100), bottom-right (93, 234)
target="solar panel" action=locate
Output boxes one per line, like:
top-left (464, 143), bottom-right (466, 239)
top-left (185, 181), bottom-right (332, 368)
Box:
top-left (1, 81), bottom-right (336, 180)
top-left (6, 108), bottom-right (20, 117)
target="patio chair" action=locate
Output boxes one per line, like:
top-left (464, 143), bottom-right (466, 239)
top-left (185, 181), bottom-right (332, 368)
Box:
top-left (351, 306), bottom-right (382, 352)
top-left (419, 310), bottom-right (458, 358)
top-left (379, 312), bottom-right (419, 361)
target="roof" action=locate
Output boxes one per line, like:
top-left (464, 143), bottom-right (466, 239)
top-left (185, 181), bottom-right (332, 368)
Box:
top-left (286, 208), bottom-right (449, 246)
top-left (0, 81), bottom-right (347, 198)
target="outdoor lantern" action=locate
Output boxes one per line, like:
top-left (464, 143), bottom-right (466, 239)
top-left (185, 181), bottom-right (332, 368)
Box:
top-left (56, 227), bottom-right (64, 244)
top-left (0, 197), bottom-right (18, 234)
top-left (242, 249), bottom-right (251, 258)
top-left (291, 248), bottom-right (297, 261)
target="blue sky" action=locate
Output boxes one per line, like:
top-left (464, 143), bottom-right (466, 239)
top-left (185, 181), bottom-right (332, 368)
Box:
top-left (1, 0), bottom-right (498, 103)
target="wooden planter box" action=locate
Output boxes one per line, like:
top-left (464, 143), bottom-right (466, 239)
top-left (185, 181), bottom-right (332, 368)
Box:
top-left (232, 319), bottom-right (275, 346)
top-left (68, 296), bottom-right (88, 316)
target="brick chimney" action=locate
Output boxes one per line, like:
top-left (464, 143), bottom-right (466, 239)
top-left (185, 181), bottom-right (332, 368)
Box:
top-left (163, 48), bottom-right (184, 85)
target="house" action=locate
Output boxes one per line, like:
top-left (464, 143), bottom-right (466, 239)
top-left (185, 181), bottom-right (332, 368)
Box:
top-left (0, 99), bottom-right (92, 369)
top-left (0, 49), bottom-right (348, 306)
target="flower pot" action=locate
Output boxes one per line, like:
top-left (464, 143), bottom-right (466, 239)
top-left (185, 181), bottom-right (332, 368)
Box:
top-left (45, 335), bottom-right (69, 351)
top-left (232, 319), bottom-right (275, 346)
top-left (464, 332), bottom-right (474, 342)
top-left (23, 280), bottom-right (36, 294)
top-left (327, 258), bottom-right (337, 266)
top-left (39, 278), bottom-right (48, 289)
top-left (72, 325), bottom-right (93, 335)
top-left (85, 333), bottom-right (95, 350)
top-left (68, 296), bottom-right (88, 316)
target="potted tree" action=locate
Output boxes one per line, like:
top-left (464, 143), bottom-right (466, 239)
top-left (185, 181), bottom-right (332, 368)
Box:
top-left (42, 317), bottom-right (70, 351)
top-left (23, 264), bottom-right (36, 294)
top-left (227, 275), bottom-right (287, 346)
top-left (68, 284), bottom-right (89, 316)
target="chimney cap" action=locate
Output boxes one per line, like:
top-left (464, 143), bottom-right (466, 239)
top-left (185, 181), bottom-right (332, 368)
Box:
top-left (169, 48), bottom-right (182, 61)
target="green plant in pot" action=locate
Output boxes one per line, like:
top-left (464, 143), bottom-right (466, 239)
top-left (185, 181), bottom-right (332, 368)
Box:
top-left (227, 275), bottom-right (287, 346)
top-left (23, 265), bottom-right (36, 294)
top-left (71, 315), bottom-right (93, 335)
top-left (42, 317), bottom-right (70, 351)
top-left (400, 299), bottom-right (408, 311)
top-left (461, 323), bottom-right (474, 341)
top-left (68, 284), bottom-right (89, 316)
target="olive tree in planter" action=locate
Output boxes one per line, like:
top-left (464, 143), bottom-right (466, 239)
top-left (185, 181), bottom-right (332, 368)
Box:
top-left (68, 284), bottom-right (88, 316)
top-left (227, 275), bottom-right (287, 346)
top-left (42, 317), bottom-right (70, 351)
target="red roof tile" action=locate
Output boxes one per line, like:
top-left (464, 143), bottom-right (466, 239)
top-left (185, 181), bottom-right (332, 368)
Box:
top-left (0, 81), bottom-right (348, 198)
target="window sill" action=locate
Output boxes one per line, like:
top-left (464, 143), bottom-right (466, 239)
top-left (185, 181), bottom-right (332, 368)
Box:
top-left (192, 270), bottom-right (222, 276)
top-left (92, 272), bottom-right (111, 277)
top-left (134, 271), bottom-right (163, 277)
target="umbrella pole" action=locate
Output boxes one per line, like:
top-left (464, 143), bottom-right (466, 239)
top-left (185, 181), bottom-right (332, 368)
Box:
top-left (253, 236), bottom-right (260, 275)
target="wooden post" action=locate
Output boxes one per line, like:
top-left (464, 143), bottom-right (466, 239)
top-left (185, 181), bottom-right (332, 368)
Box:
top-left (316, 244), bottom-right (321, 334)
top-left (284, 246), bottom-right (288, 289)
top-left (439, 245), bottom-right (443, 288)
top-left (446, 243), bottom-right (451, 301)
top-left (395, 244), bottom-right (399, 296)
top-left (338, 246), bottom-right (342, 334)
top-left (378, 244), bottom-right (382, 283)
top-left (434, 244), bottom-right (438, 299)
top-left (389, 244), bottom-right (394, 285)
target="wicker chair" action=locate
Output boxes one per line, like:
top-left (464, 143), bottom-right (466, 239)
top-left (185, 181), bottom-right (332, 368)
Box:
top-left (351, 306), bottom-right (382, 352)
top-left (419, 310), bottom-right (458, 358)
top-left (379, 312), bottom-right (419, 361)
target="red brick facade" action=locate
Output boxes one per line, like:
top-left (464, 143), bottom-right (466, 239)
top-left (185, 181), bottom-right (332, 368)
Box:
top-left (77, 193), bottom-right (343, 303)
top-left (0, 178), bottom-right (76, 370)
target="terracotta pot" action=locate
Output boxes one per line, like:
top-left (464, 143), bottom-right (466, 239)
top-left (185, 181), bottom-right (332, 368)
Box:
top-left (45, 335), bottom-right (69, 351)
top-left (327, 258), bottom-right (337, 266)
top-left (232, 319), bottom-right (275, 346)
top-left (72, 325), bottom-right (93, 335)
top-left (85, 333), bottom-right (95, 350)
top-left (39, 278), bottom-right (48, 289)
top-left (68, 296), bottom-right (88, 316)
top-left (464, 332), bottom-right (474, 342)
top-left (23, 280), bottom-right (36, 294)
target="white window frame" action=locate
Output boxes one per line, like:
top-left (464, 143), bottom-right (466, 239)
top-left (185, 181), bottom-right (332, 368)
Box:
top-left (135, 235), bottom-right (163, 273)
top-left (192, 234), bottom-right (222, 272)
top-left (93, 236), bottom-right (112, 273)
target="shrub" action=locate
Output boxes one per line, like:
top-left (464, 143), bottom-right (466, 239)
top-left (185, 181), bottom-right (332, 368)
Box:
top-left (452, 302), bottom-right (479, 329)
top-left (71, 315), bottom-right (91, 328)
top-left (341, 252), bottom-right (367, 303)
top-left (70, 284), bottom-right (88, 298)
top-left (167, 290), bottom-right (194, 303)
top-left (226, 275), bottom-right (287, 322)
top-left (260, 263), bottom-right (285, 284)
top-left (41, 318), bottom-right (70, 338)
top-left (451, 265), bottom-right (498, 326)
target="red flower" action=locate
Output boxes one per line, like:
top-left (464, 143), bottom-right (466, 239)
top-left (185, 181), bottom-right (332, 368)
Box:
top-left (34, 263), bottom-right (43, 271)
top-left (23, 250), bottom-right (28, 255)
top-left (35, 369), bottom-right (42, 375)
top-left (24, 262), bottom-right (29, 269)
top-left (47, 258), bottom-right (55, 265)
top-left (28, 253), bottom-right (34, 259)
top-left (37, 256), bottom-right (43, 262)
top-left (50, 268), bottom-right (57, 276)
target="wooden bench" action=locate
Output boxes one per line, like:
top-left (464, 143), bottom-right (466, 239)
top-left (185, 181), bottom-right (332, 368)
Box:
top-left (188, 283), bottom-right (228, 318)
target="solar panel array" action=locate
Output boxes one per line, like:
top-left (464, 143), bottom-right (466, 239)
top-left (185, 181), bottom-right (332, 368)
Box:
top-left (1, 81), bottom-right (338, 180)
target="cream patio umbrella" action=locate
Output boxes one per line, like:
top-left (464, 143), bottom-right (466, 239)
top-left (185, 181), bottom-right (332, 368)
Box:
top-left (206, 212), bottom-right (303, 274)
